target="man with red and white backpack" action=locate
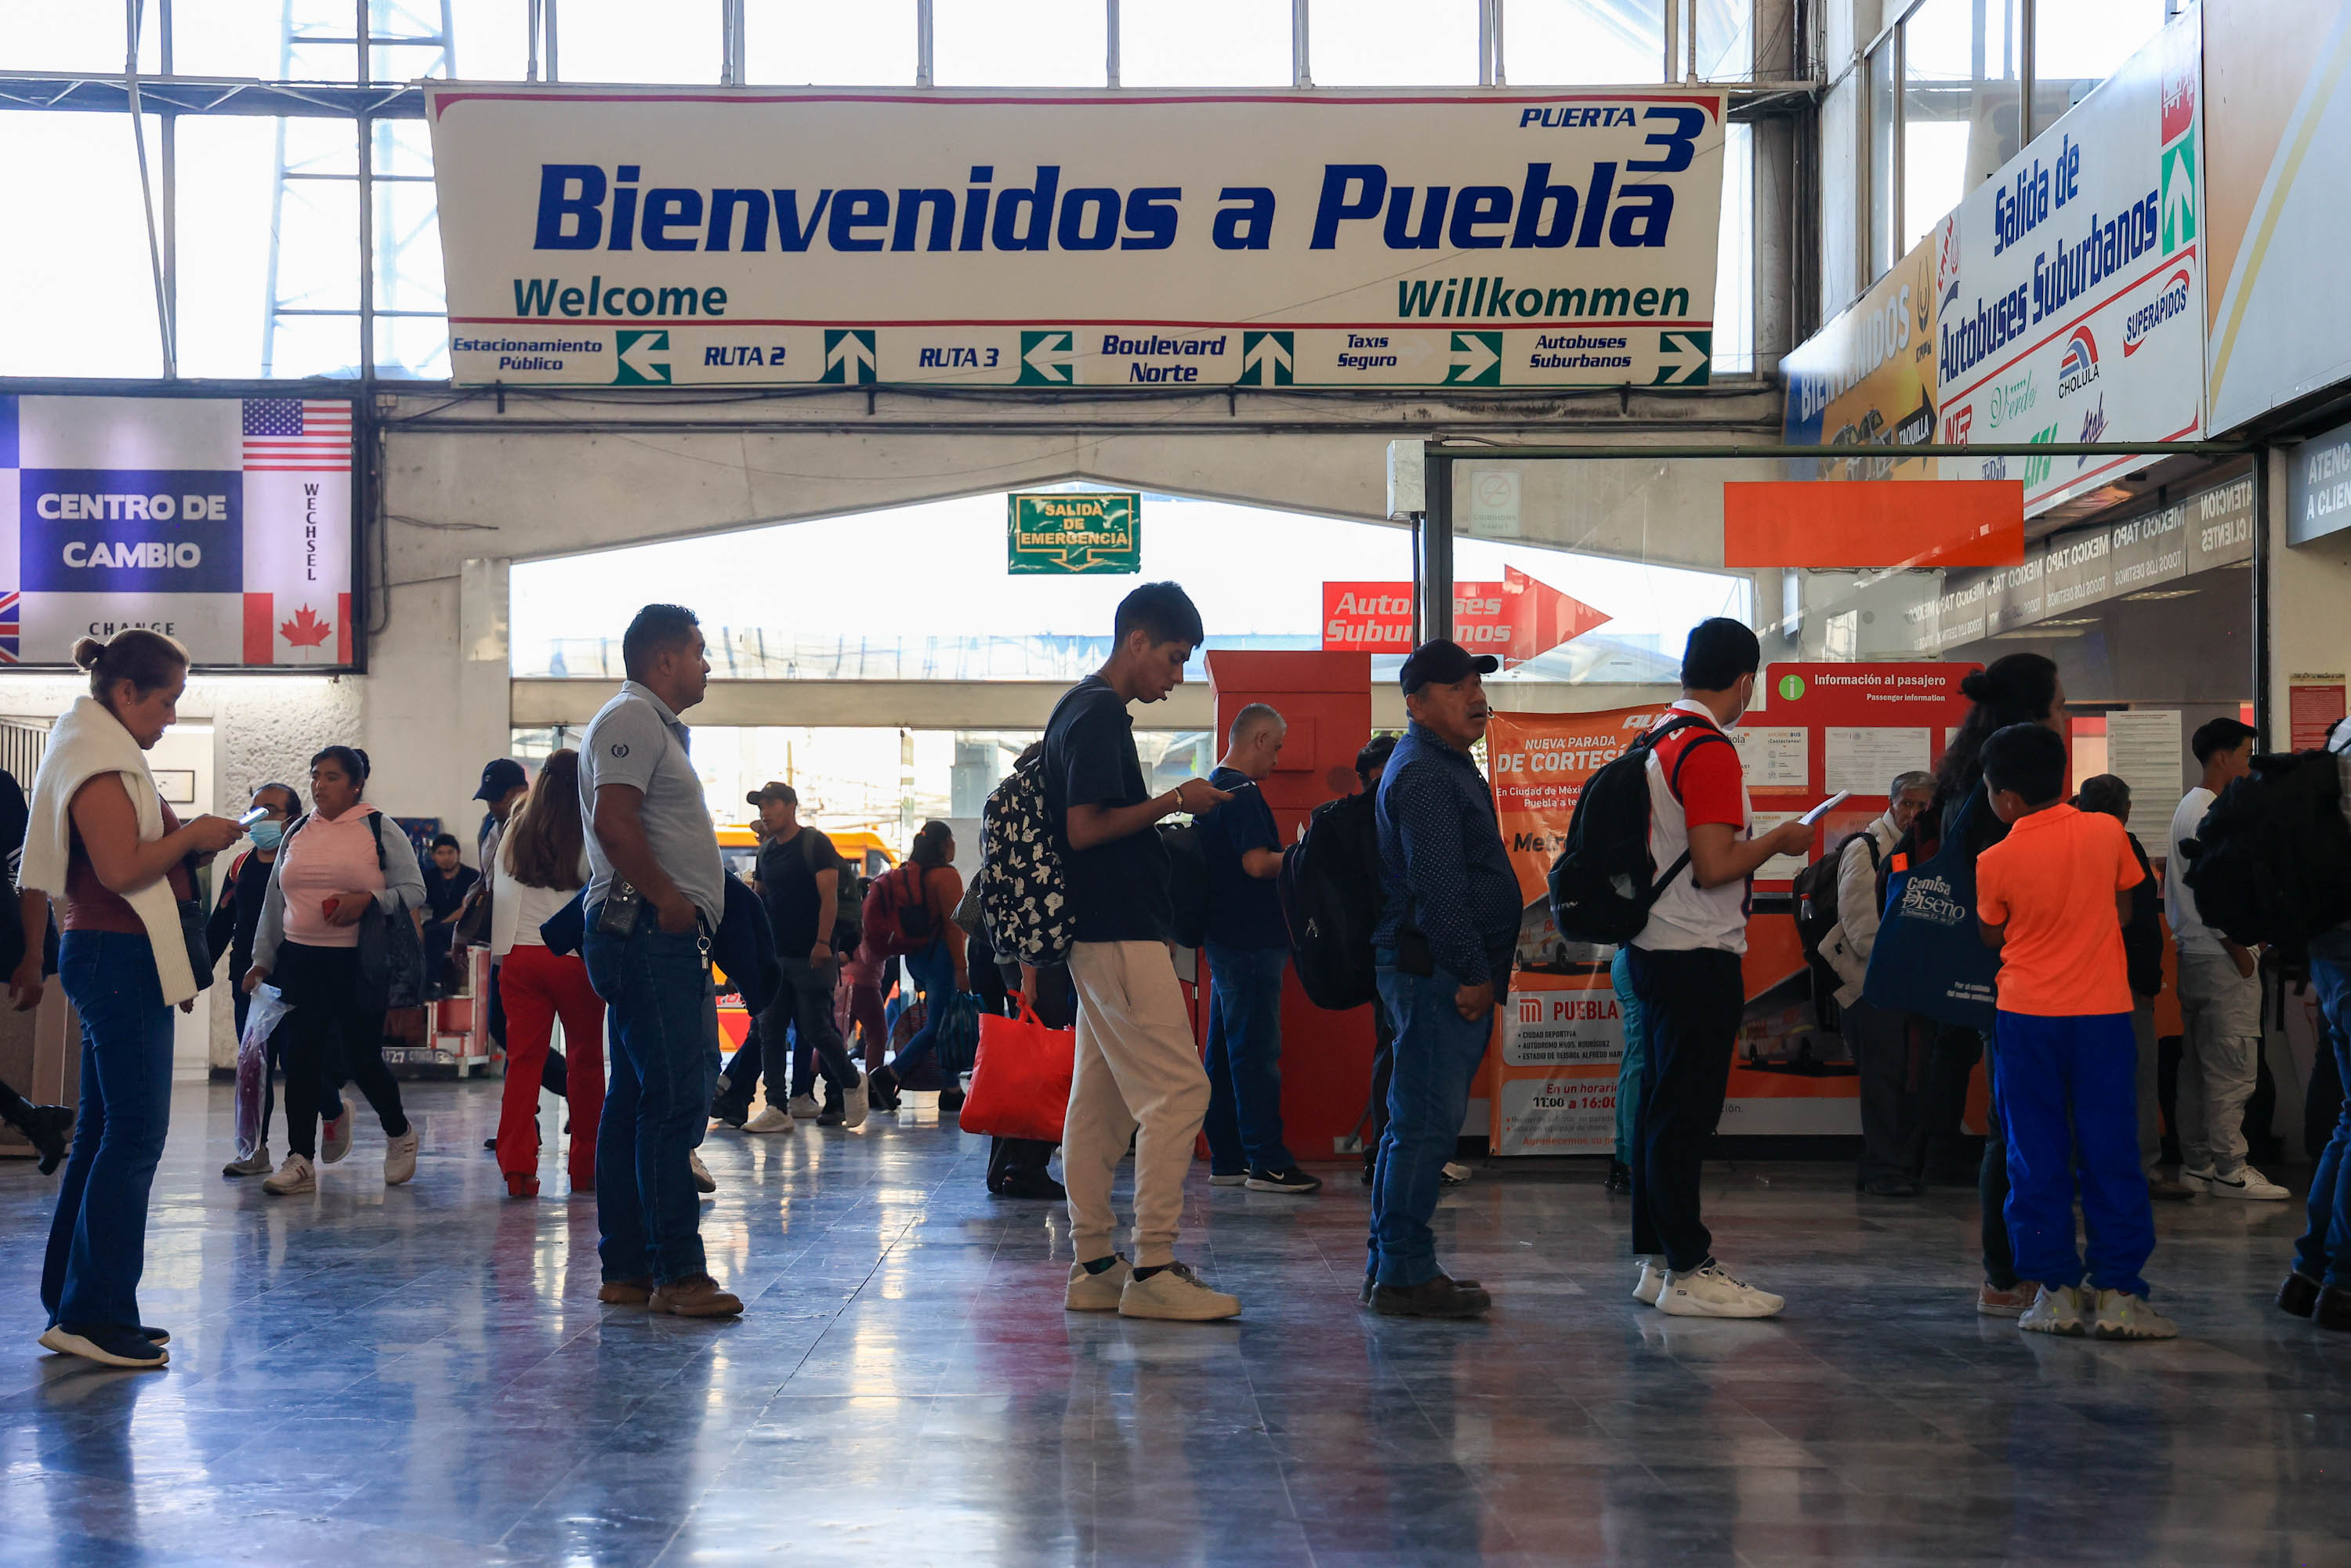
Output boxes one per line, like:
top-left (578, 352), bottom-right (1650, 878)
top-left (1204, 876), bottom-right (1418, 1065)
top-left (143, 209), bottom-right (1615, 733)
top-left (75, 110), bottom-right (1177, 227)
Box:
top-left (1625, 619), bottom-right (1813, 1320)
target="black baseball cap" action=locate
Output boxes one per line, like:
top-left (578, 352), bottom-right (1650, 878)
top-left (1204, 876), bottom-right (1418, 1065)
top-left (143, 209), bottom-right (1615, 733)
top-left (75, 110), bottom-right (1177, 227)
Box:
top-left (473, 758), bottom-right (527, 801)
top-left (1398, 639), bottom-right (1498, 694)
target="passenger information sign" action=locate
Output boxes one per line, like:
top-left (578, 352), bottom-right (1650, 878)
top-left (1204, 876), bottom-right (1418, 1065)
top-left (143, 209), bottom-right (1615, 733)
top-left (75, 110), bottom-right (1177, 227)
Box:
top-left (1006, 491), bottom-right (1140, 574)
top-left (0, 394), bottom-right (354, 668)
top-left (424, 85), bottom-right (1727, 390)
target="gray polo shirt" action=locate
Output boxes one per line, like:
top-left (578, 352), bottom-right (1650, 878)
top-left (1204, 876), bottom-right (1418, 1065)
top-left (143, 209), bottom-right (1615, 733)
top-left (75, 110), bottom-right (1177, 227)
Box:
top-left (579, 680), bottom-right (725, 925)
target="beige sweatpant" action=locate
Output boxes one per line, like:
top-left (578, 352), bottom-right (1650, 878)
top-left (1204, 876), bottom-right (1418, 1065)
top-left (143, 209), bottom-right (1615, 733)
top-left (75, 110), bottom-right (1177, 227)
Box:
top-left (1063, 940), bottom-right (1212, 1269)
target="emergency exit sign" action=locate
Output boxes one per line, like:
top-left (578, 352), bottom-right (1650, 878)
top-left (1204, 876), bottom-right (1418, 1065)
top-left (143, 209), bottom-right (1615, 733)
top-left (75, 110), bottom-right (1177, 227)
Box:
top-left (1007, 491), bottom-right (1142, 574)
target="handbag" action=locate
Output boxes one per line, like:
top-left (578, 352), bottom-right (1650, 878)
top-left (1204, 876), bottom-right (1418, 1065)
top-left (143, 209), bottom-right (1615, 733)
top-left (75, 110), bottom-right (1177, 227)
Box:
top-left (933, 988), bottom-right (983, 1077)
top-left (354, 817), bottom-right (426, 1014)
top-left (178, 878), bottom-right (216, 992)
top-left (1860, 782), bottom-right (2001, 1033)
top-left (958, 992), bottom-right (1074, 1143)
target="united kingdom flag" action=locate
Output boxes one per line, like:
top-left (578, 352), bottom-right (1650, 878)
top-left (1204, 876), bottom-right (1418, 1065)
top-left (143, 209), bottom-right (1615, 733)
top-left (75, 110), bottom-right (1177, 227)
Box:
top-left (0, 593), bottom-right (17, 664)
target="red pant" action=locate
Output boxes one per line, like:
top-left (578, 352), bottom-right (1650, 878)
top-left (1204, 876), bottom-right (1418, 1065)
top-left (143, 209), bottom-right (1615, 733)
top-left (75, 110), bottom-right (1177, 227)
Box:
top-left (839, 976), bottom-right (887, 1070)
top-left (497, 944), bottom-right (605, 1186)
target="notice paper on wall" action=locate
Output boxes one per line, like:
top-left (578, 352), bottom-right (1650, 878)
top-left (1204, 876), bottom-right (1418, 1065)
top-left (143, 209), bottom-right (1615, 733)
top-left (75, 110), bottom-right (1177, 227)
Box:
top-left (1824, 726), bottom-right (1931, 796)
top-left (2104, 709), bottom-right (2183, 823)
top-left (1750, 812), bottom-right (1813, 882)
top-left (1730, 726), bottom-right (1809, 792)
top-left (2291, 675), bottom-right (2348, 751)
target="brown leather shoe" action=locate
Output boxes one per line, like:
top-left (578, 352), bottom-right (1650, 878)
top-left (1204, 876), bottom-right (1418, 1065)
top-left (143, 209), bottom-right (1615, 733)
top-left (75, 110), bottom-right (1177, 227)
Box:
top-left (650, 1273), bottom-right (744, 1317)
top-left (1976, 1280), bottom-right (2039, 1318)
top-left (596, 1277), bottom-right (654, 1305)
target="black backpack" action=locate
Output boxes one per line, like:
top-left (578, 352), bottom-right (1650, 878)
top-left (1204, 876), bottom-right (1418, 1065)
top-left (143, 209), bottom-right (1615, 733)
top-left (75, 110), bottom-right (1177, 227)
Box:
top-left (1547, 714), bottom-right (1731, 946)
top-left (2181, 749), bottom-right (2351, 968)
top-left (1792, 830), bottom-right (1875, 1028)
top-left (1277, 789), bottom-right (1382, 1011)
top-left (1159, 819), bottom-right (1208, 949)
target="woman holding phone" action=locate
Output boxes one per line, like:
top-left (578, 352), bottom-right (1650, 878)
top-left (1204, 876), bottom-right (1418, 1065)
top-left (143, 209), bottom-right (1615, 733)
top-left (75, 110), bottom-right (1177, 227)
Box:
top-left (246, 745), bottom-right (426, 1197)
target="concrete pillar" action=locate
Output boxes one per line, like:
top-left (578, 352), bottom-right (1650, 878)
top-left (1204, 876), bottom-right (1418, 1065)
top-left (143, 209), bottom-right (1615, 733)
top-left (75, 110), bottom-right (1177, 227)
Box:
top-left (2265, 445), bottom-right (2351, 751)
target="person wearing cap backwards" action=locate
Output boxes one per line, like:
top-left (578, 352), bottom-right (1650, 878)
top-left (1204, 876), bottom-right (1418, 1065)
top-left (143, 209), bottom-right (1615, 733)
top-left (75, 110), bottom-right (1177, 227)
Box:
top-left (1364, 639), bottom-right (1518, 1318)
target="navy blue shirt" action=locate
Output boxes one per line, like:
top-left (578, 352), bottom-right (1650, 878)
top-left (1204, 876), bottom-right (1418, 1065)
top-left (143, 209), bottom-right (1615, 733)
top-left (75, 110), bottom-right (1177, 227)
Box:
top-left (1201, 765), bottom-right (1286, 950)
top-left (1045, 675), bottom-right (1172, 944)
top-left (1374, 721), bottom-right (1520, 987)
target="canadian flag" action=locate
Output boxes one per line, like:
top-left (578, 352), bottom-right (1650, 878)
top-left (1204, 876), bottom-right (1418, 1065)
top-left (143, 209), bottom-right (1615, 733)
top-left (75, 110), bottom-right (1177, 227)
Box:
top-left (244, 592), bottom-right (352, 664)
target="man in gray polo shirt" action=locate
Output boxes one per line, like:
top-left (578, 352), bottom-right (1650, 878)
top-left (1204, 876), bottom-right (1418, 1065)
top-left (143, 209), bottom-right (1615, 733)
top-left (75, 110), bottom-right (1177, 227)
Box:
top-left (579, 603), bottom-right (741, 1317)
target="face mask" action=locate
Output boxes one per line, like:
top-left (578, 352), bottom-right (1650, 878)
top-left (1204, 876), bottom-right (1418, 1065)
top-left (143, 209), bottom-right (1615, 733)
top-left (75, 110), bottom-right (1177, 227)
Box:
top-left (250, 820), bottom-right (284, 851)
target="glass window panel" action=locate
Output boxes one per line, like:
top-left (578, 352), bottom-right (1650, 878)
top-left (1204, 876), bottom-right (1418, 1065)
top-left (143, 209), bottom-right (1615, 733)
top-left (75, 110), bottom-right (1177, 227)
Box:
top-left (1903, 0), bottom-right (2023, 253)
top-left (556, 0), bottom-right (723, 82)
top-left (371, 121), bottom-right (447, 378)
top-left (2032, 0), bottom-right (2164, 135)
top-left (1867, 39), bottom-right (1896, 281)
top-left (440, 0), bottom-right (534, 79)
top-left (177, 117), bottom-right (360, 378)
top-left (1120, 0), bottom-right (1291, 86)
top-left (744, 0), bottom-right (918, 84)
top-left (1509, 0), bottom-right (1664, 85)
top-left (1, 5), bottom-right (158, 73)
top-left (1694, 0), bottom-right (1752, 82)
top-left (0, 114), bottom-right (161, 377)
top-left (1310, 0), bottom-right (1476, 85)
top-left (1714, 121), bottom-right (1753, 375)
top-left (174, 0), bottom-right (353, 79)
top-left (1820, 71), bottom-right (1859, 313)
top-left (933, 0), bottom-right (1107, 85)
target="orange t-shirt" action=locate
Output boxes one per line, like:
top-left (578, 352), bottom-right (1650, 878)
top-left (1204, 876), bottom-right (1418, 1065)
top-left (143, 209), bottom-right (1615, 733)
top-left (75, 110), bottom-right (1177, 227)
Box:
top-left (1975, 803), bottom-right (2143, 1017)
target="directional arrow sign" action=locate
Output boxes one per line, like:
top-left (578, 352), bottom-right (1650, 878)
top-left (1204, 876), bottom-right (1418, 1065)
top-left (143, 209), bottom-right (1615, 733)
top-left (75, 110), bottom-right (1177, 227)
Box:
top-left (1446, 330), bottom-right (1502, 386)
top-left (1650, 330), bottom-right (1712, 386)
top-left (613, 328), bottom-right (671, 385)
top-left (1018, 329), bottom-right (1076, 385)
top-left (820, 328), bottom-right (877, 383)
top-left (1319, 565), bottom-right (1610, 668)
top-left (1238, 330), bottom-right (1294, 386)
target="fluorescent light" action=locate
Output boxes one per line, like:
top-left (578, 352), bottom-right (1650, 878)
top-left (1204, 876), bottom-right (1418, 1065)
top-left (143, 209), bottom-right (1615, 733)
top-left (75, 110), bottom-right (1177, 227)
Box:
top-left (2121, 588), bottom-right (2201, 602)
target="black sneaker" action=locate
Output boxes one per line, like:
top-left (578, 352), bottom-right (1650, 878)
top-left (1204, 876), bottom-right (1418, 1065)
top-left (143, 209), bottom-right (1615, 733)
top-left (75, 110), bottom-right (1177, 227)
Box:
top-left (2280, 1271), bottom-right (2324, 1318)
top-left (991, 1170), bottom-right (1067, 1200)
top-left (816, 1103), bottom-right (845, 1128)
top-left (1604, 1160), bottom-right (1632, 1194)
top-left (1244, 1167), bottom-right (1324, 1194)
top-left (1371, 1276), bottom-right (1491, 1319)
top-left (939, 1086), bottom-right (965, 1114)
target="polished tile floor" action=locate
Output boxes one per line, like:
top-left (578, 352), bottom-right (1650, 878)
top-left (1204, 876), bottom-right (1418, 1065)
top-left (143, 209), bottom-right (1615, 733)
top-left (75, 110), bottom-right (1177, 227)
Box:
top-left (4, 1080), bottom-right (2349, 1566)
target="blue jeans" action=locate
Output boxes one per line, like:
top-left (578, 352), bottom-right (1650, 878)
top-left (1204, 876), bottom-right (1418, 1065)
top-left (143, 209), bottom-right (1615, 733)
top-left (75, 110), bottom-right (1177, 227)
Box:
top-left (585, 902), bottom-right (719, 1286)
top-left (42, 932), bottom-right (176, 1331)
top-left (1610, 946), bottom-right (1647, 1165)
top-left (2295, 954), bottom-right (2351, 1287)
top-left (1368, 960), bottom-right (1493, 1289)
top-left (1994, 1010), bottom-right (2154, 1296)
top-left (887, 938), bottom-right (959, 1077)
top-left (1203, 942), bottom-right (1294, 1174)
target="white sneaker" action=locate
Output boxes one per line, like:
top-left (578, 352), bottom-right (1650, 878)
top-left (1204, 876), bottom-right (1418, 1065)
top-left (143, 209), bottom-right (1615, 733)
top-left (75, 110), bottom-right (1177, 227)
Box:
top-left (690, 1150), bottom-right (716, 1193)
top-left (1065, 1255), bottom-right (1132, 1312)
top-left (2018, 1284), bottom-right (2087, 1336)
top-left (383, 1128), bottom-right (418, 1186)
top-left (2089, 1287), bottom-right (2179, 1340)
top-left (1657, 1262), bottom-right (1782, 1318)
top-left (841, 1077), bottom-right (869, 1130)
top-left (263, 1152), bottom-right (315, 1195)
top-left (321, 1108), bottom-right (353, 1164)
top-left (222, 1146), bottom-right (271, 1179)
top-left (787, 1095), bottom-right (822, 1121)
top-left (1440, 1161), bottom-right (1472, 1186)
top-left (2204, 1165), bottom-right (2291, 1201)
top-left (1209, 1172), bottom-right (1249, 1186)
top-left (2178, 1165), bottom-right (2215, 1194)
top-left (744, 1106), bottom-right (794, 1134)
top-left (1632, 1256), bottom-right (1667, 1306)
top-left (1118, 1262), bottom-right (1242, 1321)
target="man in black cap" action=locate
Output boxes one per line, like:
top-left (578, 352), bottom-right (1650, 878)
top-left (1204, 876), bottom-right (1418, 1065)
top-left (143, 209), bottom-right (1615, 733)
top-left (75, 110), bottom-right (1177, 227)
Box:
top-left (1364, 639), bottom-right (1517, 1318)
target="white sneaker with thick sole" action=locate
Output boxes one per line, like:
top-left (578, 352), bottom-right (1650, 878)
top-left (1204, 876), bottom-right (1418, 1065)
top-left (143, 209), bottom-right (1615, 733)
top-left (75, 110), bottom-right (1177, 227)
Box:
top-left (1440, 1161), bottom-right (1472, 1185)
top-left (690, 1150), bottom-right (716, 1193)
top-left (2178, 1165), bottom-right (2215, 1194)
top-left (1066, 1255), bottom-right (1132, 1311)
top-left (841, 1077), bottom-right (869, 1130)
top-left (1119, 1262), bottom-right (1242, 1320)
top-left (787, 1095), bottom-right (822, 1121)
top-left (383, 1128), bottom-right (418, 1186)
top-left (263, 1152), bottom-right (316, 1195)
top-left (744, 1106), bottom-right (794, 1134)
top-left (2019, 1284), bottom-right (2087, 1335)
top-left (2089, 1287), bottom-right (2179, 1340)
top-left (1632, 1256), bottom-right (1667, 1306)
top-left (1656, 1262), bottom-right (1782, 1318)
top-left (2204, 1165), bottom-right (2290, 1201)
top-left (1209, 1172), bottom-right (1249, 1187)
top-left (222, 1146), bottom-right (271, 1179)
top-left (321, 1109), bottom-right (353, 1164)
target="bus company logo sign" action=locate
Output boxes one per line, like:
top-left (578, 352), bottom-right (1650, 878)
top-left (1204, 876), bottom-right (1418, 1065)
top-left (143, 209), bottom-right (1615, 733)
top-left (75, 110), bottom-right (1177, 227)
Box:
top-left (2056, 327), bottom-right (2100, 399)
top-left (1519, 997), bottom-right (1545, 1023)
top-left (2122, 268), bottom-right (2192, 357)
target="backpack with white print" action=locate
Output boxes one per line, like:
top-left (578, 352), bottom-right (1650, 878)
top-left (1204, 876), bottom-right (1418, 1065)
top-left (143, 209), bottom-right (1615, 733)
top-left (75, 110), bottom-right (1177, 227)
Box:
top-left (977, 749), bottom-right (1072, 965)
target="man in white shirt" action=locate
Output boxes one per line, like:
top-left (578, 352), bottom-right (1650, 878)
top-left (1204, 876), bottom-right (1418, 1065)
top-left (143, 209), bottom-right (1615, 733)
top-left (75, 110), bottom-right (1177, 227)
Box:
top-left (2168, 716), bottom-right (2287, 1201)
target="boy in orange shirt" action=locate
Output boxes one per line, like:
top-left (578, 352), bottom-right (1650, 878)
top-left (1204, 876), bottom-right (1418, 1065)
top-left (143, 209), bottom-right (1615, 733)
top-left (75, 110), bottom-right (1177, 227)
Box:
top-left (1975, 722), bottom-right (2176, 1341)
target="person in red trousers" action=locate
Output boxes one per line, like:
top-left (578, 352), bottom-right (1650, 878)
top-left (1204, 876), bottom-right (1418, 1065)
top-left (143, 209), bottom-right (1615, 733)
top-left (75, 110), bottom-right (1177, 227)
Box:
top-left (491, 748), bottom-right (603, 1197)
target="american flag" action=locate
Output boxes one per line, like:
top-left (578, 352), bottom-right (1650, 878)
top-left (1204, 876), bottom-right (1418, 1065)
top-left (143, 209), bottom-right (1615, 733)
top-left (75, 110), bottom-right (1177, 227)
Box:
top-left (241, 399), bottom-right (350, 473)
top-left (0, 592), bottom-right (19, 664)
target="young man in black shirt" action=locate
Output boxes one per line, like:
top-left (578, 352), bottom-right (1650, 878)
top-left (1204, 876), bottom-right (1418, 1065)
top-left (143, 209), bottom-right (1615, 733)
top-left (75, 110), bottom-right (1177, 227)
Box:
top-left (1051, 582), bottom-right (1243, 1321)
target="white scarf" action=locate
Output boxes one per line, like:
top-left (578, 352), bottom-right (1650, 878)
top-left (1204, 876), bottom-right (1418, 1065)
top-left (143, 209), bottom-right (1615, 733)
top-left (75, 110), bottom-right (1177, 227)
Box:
top-left (19, 697), bottom-right (199, 1005)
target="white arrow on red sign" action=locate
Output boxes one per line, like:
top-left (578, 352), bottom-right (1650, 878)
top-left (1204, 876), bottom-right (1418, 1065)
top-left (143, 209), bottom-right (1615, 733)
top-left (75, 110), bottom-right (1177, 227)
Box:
top-left (1320, 564), bottom-right (1610, 667)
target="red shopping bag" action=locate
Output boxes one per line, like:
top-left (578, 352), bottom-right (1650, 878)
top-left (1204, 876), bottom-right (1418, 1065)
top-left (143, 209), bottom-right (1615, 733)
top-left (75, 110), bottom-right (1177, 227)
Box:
top-left (958, 993), bottom-right (1074, 1143)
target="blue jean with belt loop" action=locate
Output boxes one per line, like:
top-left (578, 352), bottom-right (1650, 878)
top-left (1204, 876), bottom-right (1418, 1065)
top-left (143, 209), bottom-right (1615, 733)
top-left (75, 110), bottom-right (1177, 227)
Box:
top-left (1202, 941), bottom-right (1295, 1175)
top-left (585, 900), bottom-right (719, 1286)
top-left (42, 932), bottom-right (176, 1331)
top-left (1367, 957), bottom-right (1494, 1290)
top-left (1610, 945), bottom-right (1647, 1166)
top-left (2294, 954), bottom-right (2351, 1287)
top-left (1992, 1009), bottom-right (2155, 1297)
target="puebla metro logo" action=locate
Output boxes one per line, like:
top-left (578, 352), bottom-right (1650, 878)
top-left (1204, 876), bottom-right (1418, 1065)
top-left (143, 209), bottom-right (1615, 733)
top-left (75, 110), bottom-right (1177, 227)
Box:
top-left (2122, 268), bottom-right (2192, 357)
top-left (2056, 327), bottom-right (2100, 398)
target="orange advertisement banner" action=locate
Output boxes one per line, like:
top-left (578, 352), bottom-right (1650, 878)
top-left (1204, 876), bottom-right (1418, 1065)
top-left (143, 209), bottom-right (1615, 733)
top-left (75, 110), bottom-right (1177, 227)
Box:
top-left (1722, 480), bottom-right (2026, 570)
